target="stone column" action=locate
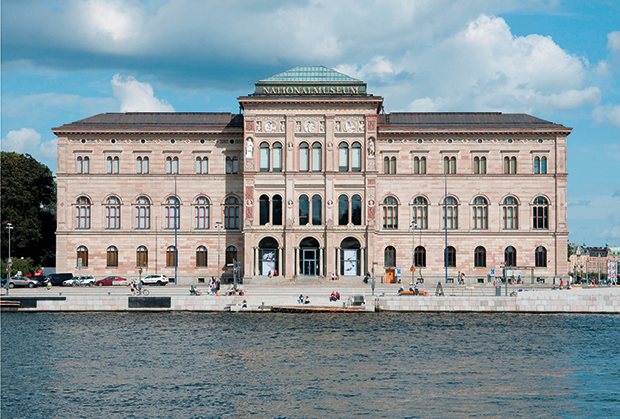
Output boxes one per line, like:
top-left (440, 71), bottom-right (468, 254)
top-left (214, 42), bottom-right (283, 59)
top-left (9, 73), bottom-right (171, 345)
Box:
top-left (319, 247), bottom-right (324, 276)
top-left (336, 247), bottom-right (341, 276)
top-left (361, 247), bottom-right (366, 275)
top-left (294, 247), bottom-right (299, 275)
top-left (278, 247), bottom-right (283, 276)
top-left (254, 247), bottom-right (259, 276)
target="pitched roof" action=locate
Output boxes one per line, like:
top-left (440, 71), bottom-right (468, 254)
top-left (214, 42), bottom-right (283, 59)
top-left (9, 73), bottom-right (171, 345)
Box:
top-left (53, 112), bottom-right (243, 132)
top-left (379, 112), bottom-right (570, 131)
top-left (260, 66), bottom-right (361, 83)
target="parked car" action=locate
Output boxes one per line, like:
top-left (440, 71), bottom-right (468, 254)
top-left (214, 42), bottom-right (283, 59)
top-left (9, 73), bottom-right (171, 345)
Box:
top-left (6, 276), bottom-right (39, 288)
top-left (141, 274), bottom-right (168, 286)
top-left (95, 276), bottom-right (126, 286)
top-left (64, 275), bottom-right (96, 286)
top-left (45, 273), bottom-right (73, 286)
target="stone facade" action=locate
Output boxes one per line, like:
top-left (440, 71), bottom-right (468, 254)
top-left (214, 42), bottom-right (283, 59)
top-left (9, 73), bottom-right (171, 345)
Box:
top-left (53, 66), bottom-right (570, 285)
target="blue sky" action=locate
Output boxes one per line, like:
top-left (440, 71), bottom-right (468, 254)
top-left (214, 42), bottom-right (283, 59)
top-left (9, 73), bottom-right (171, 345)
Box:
top-left (2, 0), bottom-right (619, 246)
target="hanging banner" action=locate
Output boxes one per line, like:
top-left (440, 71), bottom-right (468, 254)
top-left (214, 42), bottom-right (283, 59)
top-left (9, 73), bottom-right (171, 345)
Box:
top-left (261, 249), bottom-right (276, 276)
top-left (343, 249), bottom-right (358, 276)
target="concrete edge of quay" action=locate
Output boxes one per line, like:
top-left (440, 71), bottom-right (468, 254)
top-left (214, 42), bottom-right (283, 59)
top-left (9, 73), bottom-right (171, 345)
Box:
top-left (2, 287), bottom-right (619, 314)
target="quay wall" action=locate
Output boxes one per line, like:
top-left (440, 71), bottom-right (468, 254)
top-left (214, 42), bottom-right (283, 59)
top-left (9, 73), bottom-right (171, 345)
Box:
top-left (377, 288), bottom-right (620, 313)
top-left (2, 288), bottom-right (618, 313)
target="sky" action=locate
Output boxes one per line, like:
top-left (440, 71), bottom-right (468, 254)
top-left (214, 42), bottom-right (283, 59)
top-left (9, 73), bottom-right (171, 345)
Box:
top-left (1, 0), bottom-right (619, 246)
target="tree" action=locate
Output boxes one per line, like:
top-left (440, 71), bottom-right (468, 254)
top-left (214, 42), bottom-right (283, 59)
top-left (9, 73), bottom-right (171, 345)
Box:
top-left (1, 152), bottom-right (56, 266)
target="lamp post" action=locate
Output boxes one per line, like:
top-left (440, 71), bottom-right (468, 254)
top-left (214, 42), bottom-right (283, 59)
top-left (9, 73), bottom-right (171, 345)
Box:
top-left (215, 221), bottom-right (222, 280)
top-left (6, 223), bottom-right (13, 293)
top-left (410, 221), bottom-right (417, 285)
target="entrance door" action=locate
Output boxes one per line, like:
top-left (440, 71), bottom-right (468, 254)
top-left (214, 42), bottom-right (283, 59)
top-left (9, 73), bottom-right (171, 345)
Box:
top-left (385, 269), bottom-right (395, 284)
top-left (302, 249), bottom-right (317, 276)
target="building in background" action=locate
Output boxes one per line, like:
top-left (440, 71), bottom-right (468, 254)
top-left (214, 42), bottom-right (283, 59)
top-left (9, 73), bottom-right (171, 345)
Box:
top-left (53, 66), bottom-right (570, 285)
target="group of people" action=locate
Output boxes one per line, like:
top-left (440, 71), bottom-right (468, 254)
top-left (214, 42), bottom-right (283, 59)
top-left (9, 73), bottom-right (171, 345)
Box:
top-left (298, 294), bottom-right (310, 304)
top-left (208, 277), bottom-right (221, 294)
top-left (330, 273), bottom-right (340, 281)
top-left (329, 291), bottom-right (341, 302)
top-left (267, 270), bottom-right (278, 278)
top-left (129, 280), bottom-right (140, 296)
top-left (457, 272), bottom-right (466, 285)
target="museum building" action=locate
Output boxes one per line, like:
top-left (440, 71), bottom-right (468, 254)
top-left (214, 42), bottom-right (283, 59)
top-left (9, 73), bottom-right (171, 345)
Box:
top-left (53, 66), bottom-right (570, 285)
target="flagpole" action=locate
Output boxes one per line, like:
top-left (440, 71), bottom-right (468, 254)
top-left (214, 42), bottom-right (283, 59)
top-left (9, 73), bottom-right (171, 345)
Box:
top-left (445, 170), bottom-right (448, 284)
top-left (174, 175), bottom-right (178, 285)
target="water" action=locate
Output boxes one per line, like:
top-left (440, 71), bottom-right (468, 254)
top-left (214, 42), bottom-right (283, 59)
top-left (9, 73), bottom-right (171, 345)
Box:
top-left (2, 312), bottom-right (619, 419)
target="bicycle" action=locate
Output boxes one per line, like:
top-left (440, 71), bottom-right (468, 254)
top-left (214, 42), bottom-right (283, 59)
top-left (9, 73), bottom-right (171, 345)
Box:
top-left (136, 286), bottom-right (150, 296)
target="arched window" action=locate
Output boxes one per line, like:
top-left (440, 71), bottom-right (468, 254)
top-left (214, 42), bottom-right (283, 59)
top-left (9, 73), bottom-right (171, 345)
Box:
top-left (113, 156), bottom-right (120, 174)
top-left (474, 156), bottom-right (486, 174)
top-left (273, 142), bottom-right (282, 172)
top-left (383, 196), bottom-right (398, 229)
top-left (166, 156), bottom-right (172, 174)
top-left (505, 246), bottom-right (517, 267)
top-left (273, 195), bottom-right (283, 225)
top-left (384, 156), bottom-right (390, 174)
top-left (311, 194), bottom-right (322, 225)
top-left (196, 157), bottom-right (208, 174)
top-left (77, 246), bottom-right (88, 268)
top-left (502, 196), bottom-right (518, 230)
top-left (532, 196), bottom-right (549, 229)
top-left (136, 196), bottom-right (151, 229)
top-left (299, 195), bottom-right (309, 225)
top-left (105, 196), bottom-right (121, 229)
top-left (83, 156), bottom-right (90, 174)
top-left (472, 196), bottom-right (488, 230)
top-left (534, 156), bottom-right (541, 174)
top-left (107, 156), bottom-right (113, 174)
top-left (77, 156), bottom-right (83, 174)
top-left (196, 246), bottom-right (208, 267)
top-left (224, 197), bottom-right (240, 229)
top-left (142, 157), bottom-right (149, 174)
top-left (195, 196), bottom-right (210, 229)
top-left (137, 157), bottom-right (143, 174)
top-left (443, 197), bottom-right (458, 229)
top-left (474, 246), bottom-right (486, 267)
top-left (444, 156), bottom-right (456, 174)
top-left (415, 246), bottom-right (426, 267)
top-left (172, 156), bottom-right (178, 174)
top-left (445, 246), bottom-right (456, 268)
top-left (504, 156), bottom-right (517, 174)
top-left (351, 194), bottom-right (362, 225)
top-left (412, 196), bottom-right (428, 229)
top-left (106, 246), bottom-right (118, 267)
top-left (474, 156), bottom-right (480, 174)
top-left (352, 142), bottom-right (362, 172)
top-left (260, 194), bottom-right (270, 225)
top-left (339, 142), bottom-right (349, 172)
top-left (541, 156), bottom-right (547, 174)
top-left (226, 156), bottom-right (238, 174)
top-left (311, 142), bottom-right (322, 171)
top-left (299, 142), bottom-right (309, 172)
top-left (535, 246), bottom-right (547, 267)
top-left (260, 142), bottom-right (270, 172)
top-left (136, 246), bottom-right (148, 267)
top-left (165, 197), bottom-right (180, 229)
top-left (385, 246), bottom-right (396, 267)
top-left (76, 196), bottom-right (91, 229)
top-left (338, 195), bottom-right (349, 225)
top-left (225, 245), bottom-right (238, 265)
top-left (166, 246), bottom-right (177, 267)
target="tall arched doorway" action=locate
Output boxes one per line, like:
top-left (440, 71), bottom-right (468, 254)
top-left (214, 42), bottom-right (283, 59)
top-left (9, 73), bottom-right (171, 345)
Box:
top-left (299, 237), bottom-right (320, 276)
top-left (258, 237), bottom-right (279, 276)
top-left (340, 237), bottom-right (361, 276)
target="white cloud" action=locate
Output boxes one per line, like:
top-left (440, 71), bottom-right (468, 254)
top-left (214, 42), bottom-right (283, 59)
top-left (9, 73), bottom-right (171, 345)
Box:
top-left (2, 128), bottom-right (42, 154)
top-left (599, 225), bottom-right (620, 239)
top-left (608, 31), bottom-right (620, 52)
top-left (593, 105), bottom-right (620, 129)
top-left (111, 74), bottom-right (174, 112)
top-left (1, 128), bottom-right (58, 161)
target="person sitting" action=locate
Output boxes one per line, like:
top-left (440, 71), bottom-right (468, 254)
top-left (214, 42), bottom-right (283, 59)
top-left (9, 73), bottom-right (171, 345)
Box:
top-left (268, 270), bottom-right (273, 278)
top-left (273, 270), bottom-right (278, 277)
top-left (242, 299), bottom-right (248, 309)
top-left (298, 294), bottom-right (304, 304)
top-left (335, 291), bottom-right (340, 301)
top-left (363, 273), bottom-right (370, 284)
top-left (304, 296), bottom-right (310, 304)
top-left (330, 292), bottom-right (337, 302)
top-left (190, 285), bottom-right (201, 296)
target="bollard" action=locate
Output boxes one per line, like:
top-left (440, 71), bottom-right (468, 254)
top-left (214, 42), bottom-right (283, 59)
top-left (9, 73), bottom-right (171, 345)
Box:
top-left (343, 302), bottom-right (346, 309)
top-left (261, 302), bottom-right (264, 311)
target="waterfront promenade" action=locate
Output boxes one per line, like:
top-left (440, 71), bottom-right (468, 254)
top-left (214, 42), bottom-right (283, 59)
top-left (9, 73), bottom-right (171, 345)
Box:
top-left (2, 282), bottom-right (619, 313)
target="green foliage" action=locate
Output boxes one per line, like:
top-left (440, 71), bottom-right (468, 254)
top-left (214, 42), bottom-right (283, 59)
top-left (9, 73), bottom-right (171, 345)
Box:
top-left (1, 257), bottom-right (40, 277)
top-left (1, 152), bottom-right (56, 266)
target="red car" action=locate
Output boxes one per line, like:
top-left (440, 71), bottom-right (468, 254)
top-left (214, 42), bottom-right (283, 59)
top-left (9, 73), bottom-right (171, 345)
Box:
top-left (95, 276), bottom-right (126, 286)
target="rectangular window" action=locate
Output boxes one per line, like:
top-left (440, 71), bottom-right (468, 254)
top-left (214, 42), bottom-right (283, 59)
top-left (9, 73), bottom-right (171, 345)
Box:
top-left (312, 147), bottom-right (321, 171)
top-left (300, 147), bottom-right (309, 171)
top-left (352, 147), bottom-right (361, 172)
top-left (260, 147), bottom-right (270, 171)
top-left (273, 147), bottom-right (282, 172)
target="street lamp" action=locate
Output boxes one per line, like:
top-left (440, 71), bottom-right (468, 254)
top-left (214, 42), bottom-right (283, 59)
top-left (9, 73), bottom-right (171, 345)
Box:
top-left (215, 221), bottom-right (222, 280)
top-left (410, 221), bottom-right (417, 285)
top-left (6, 223), bottom-right (14, 289)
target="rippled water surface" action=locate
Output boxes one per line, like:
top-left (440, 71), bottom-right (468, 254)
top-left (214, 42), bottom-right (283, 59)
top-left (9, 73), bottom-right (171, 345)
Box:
top-left (2, 312), bottom-right (619, 418)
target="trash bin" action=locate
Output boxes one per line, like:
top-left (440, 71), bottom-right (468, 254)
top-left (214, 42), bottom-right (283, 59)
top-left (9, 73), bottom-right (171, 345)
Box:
top-left (495, 286), bottom-right (502, 296)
